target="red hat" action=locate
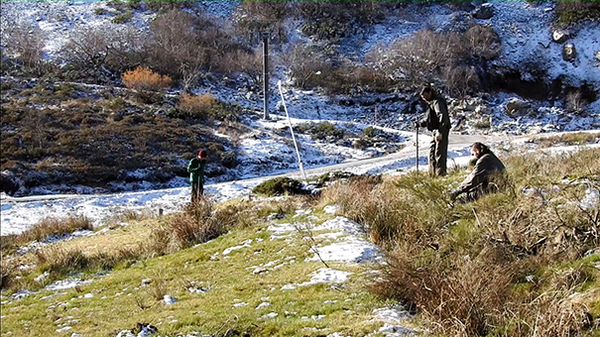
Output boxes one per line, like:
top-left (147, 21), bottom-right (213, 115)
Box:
top-left (198, 150), bottom-right (207, 158)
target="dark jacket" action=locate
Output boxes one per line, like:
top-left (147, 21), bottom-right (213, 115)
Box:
top-left (455, 151), bottom-right (506, 195)
top-left (421, 92), bottom-right (451, 133)
top-left (187, 158), bottom-right (206, 184)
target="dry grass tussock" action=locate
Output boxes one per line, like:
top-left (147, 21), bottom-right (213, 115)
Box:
top-left (323, 148), bottom-right (600, 336)
top-left (1, 216), bottom-right (93, 254)
top-left (149, 198), bottom-right (255, 255)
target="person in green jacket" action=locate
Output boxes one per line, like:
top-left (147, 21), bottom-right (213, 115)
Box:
top-left (188, 149), bottom-right (207, 203)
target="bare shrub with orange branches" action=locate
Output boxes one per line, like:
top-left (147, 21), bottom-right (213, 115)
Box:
top-left (121, 66), bottom-right (172, 92)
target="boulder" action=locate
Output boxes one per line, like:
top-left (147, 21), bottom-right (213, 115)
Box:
top-left (595, 51), bottom-right (600, 63)
top-left (505, 98), bottom-right (531, 116)
top-left (562, 43), bottom-right (577, 62)
top-left (552, 29), bottom-right (571, 43)
top-left (472, 3), bottom-right (494, 20)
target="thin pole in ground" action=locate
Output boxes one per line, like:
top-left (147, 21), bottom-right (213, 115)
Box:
top-left (278, 80), bottom-right (306, 180)
top-left (415, 126), bottom-right (419, 174)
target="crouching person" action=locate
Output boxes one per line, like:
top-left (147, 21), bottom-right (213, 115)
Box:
top-left (449, 142), bottom-right (506, 203)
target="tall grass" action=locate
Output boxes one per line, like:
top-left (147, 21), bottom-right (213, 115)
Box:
top-left (323, 148), bottom-right (600, 336)
top-left (1, 216), bottom-right (93, 254)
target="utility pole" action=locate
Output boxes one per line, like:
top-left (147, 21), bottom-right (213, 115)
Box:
top-left (262, 32), bottom-right (269, 120)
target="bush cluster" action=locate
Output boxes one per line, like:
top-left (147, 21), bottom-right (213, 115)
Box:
top-left (367, 25), bottom-right (501, 95)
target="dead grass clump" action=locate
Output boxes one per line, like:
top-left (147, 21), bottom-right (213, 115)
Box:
top-left (150, 199), bottom-right (241, 254)
top-left (35, 245), bottom-right (143, 278)
top-left (373, 244), bottom-right (513, 336)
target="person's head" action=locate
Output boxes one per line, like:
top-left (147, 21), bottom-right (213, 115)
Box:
top-left (420, 86), bottom-right (434, 102)
top-left (198, 150), bottom-right (207, 159)
top-left (470, 142), bottom-right (489, 159)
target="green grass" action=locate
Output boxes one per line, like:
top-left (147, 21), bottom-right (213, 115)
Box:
top-left (0, 213), bottom-right (397, 337)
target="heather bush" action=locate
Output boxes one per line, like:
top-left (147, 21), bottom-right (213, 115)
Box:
top-left (144, 0), bottom-right (194, 12)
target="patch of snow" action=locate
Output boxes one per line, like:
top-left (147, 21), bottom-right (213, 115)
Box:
top-left (45, 278), bottom-right (92, 291)
top-left (323, 205), bottom-right (341, 214)
top-left (255, 302), bottom-right (271, 309)
top-left (261, 312), bottom-right (279, 319)
top-left (163, 295), bottom-right (177, 305)
top-left (299, 268), bottom-right (353, 286)
top-left (309, 238), bottom-right (382, 264)
top-left (581, 188), bottom-right (600, 210)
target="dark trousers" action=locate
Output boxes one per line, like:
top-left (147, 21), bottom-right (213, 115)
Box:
top-left (191, 180), bottom-right (204, 203)
top-left (429, 129), bottom-right (449, 177)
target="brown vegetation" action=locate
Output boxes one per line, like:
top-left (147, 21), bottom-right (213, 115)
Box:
top-left (323, 148), bottom-right (600, 336)
top-left (0, 79), bottom-right (241, 193)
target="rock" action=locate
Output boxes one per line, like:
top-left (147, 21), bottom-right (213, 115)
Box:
top-left (552, 29), bottom-right (571, 43)
top-left (140, 278), bottom-right (152, 287)
top-left (562, 43), bottom-right (577, 62)
top-left (253, 268), bottom-right (269, 275)
top-left (472, 3), bottom-right (494, 19)
top-left (163, 295), bottom-right (177, 305)
top-left (595, 51), bottom-right (600, 63)
top-left (505, 98), bottom-right (531, 116)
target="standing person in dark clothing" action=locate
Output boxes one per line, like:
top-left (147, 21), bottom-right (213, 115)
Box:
top-left (188, 150), bottom-right (207, 203)
top-left (449, 142), bottom-right (506, 203)
top-left (416, 86), bottom-right (451, 176)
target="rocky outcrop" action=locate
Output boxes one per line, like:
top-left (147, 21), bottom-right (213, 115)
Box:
top-left (472, 3), bottom-right (494, 20)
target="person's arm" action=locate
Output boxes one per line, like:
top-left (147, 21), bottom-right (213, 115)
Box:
top-left (456, 160), bottom-right (488, 194)
top-left (187, 159), bottom-right (198, 173)
top-left (198, 161), bottom-right (206, 184)
top-left (434, 100), bottom-right (450, 131)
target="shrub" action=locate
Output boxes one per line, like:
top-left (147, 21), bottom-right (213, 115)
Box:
top-left (121, 66), bottom-right (172, 92)
top-left (63, 25), bottom-right (148, 74)
top-left (296, 1), bottom-right (385, 41)
top-left (149, 9), bottom-right (244, 77)
top-left (112, 10), bottom-right (132, 24)
top-left (144, 0), bottom-right (194, 12)
top-left (366, 24), bottom-right (500, 95)
top-left (253, 177), bottom-right (306, 197)
top-left (178, 93), bottom-right (218, 118)
top-left (1, 19), bottom-right (46, 68)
